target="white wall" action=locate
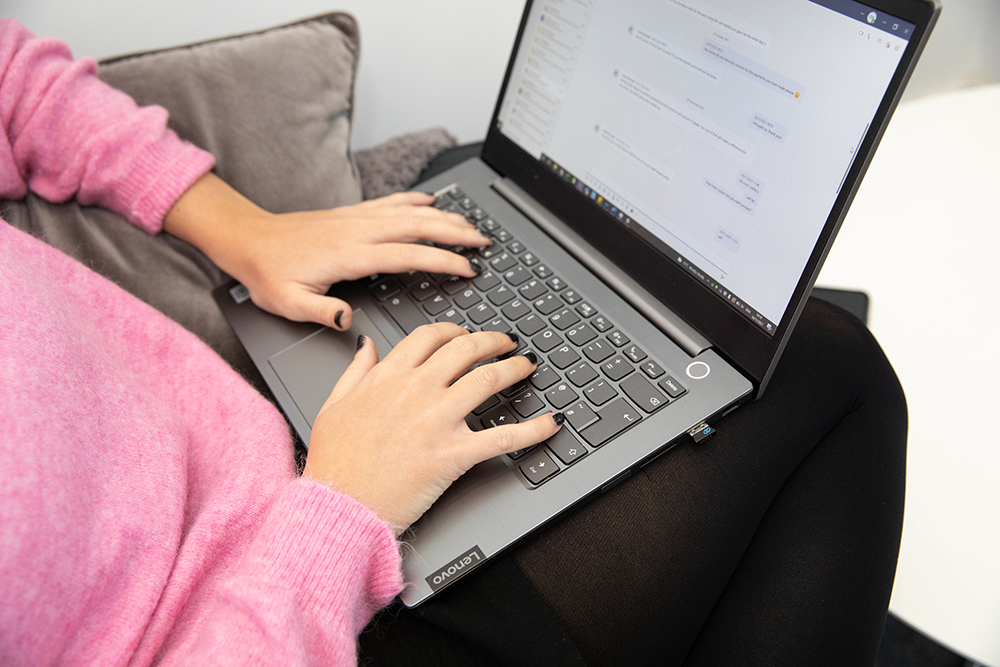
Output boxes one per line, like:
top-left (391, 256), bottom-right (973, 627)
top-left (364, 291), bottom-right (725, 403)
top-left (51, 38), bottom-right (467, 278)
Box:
top-left (5, 0), bottom-right (999, 148)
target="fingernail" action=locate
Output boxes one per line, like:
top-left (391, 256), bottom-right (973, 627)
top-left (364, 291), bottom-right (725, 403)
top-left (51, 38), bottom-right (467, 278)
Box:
top-left (468, 259), bottom-right (484, 275)
top-left (356, 334), bottom-right (366, 350)
top-left (552, 412), bottom-right (565, 426)
top-left (522, 350), bottom-right (538, 365)
top-left (507, 332), bottom-right (519, 346)
top-left (334, 310), bottom-right (344, 329)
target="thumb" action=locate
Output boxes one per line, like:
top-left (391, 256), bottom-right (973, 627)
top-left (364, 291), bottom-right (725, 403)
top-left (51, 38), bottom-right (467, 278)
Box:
top-left (284, 290), bottom-right (354, 331)
top-left (322, 333), bottom-right (380, 406)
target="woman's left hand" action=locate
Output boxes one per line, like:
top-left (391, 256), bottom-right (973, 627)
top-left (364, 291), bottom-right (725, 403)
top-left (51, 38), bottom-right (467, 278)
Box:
top-left (163, 173), bottom-right (491, 330)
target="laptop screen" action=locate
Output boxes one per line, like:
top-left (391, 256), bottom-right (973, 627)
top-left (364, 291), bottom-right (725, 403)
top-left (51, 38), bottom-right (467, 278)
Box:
top-left (494, 0), bottom-right (914, 337)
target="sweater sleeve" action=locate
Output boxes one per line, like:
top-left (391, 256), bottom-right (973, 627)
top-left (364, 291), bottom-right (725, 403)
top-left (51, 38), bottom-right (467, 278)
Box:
top-left (173, 480), bottom-right (404, 666)
top-left (0, 19), bottom-right (214, 233)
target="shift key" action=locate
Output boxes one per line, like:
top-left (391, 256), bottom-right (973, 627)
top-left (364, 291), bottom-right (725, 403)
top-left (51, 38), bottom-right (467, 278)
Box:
top-left (579, 398), bottom-right (642, 447)
top-left (383, 295), bottom-right (429, 334)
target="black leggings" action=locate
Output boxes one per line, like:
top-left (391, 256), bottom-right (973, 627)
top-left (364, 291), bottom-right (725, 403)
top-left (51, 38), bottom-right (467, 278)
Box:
top-left (359, 298), bottom-right (907, 667)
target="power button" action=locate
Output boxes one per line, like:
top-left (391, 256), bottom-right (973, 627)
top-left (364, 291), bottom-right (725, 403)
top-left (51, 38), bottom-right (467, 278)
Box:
top-left (686, 361), bottom-right (711, 380)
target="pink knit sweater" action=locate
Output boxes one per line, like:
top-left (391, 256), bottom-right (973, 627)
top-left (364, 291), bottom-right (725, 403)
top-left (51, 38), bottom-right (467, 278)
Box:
top-left (0, 20), bottom-right (403, 666)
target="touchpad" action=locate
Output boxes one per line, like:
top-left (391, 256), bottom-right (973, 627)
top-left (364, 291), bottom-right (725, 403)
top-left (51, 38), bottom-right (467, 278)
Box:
top-left (267, 308), bottom-right (393, 427)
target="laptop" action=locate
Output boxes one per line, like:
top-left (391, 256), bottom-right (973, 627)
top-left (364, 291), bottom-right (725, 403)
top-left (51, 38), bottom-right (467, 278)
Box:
top-left (215, 0), bottom-right (939, 606)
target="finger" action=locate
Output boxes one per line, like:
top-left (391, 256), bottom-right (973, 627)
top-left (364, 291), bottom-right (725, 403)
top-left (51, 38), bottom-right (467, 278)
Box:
top-left (422, 330), bottom-right (521, 384)
top-left (354, 243), bottom-right (485, 278)
top-left (460, 413), bottom-right (564, 470)
top-left (322, 334), bottom-right (381, 406)
top-left (381, 321), bottom-right (472, 370)
top-left (447, 350), bottom-right (537, 414)
top-left (358, 191), bottom-right (436, 208)
top-left (359, 211), bottom-right (490, 247)
top-left (277, 289), bottom-right (354, 331)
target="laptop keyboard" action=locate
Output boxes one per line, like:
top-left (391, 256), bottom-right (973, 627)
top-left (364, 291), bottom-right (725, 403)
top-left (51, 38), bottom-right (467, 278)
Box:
top-left (367, 186), bottom-right (689, 487)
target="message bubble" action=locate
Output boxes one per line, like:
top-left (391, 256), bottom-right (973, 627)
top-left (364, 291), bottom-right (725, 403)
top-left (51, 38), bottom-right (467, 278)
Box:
top-left (749, 112), bottom-right (788, 142)
top-left (632, 28), bottom-right (720, 83)
top-left (705, 175), bottom-right (760, 214)
top-left (600, 127), bottom-right (675, 185)
top-left (737, 171), bottom-right (765, 201)
top-left (715, 226), bottom-right (741, 252)
top-left (662, 0), bottom-right (772, 48)
top-left (702, 41), bottom-right (805, 100)
top-left (618, 72), bottom-right (756, 165)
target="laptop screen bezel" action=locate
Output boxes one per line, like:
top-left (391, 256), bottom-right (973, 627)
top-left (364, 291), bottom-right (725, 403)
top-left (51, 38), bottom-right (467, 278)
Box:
top-left (480, 0), bottom-right (939, 394)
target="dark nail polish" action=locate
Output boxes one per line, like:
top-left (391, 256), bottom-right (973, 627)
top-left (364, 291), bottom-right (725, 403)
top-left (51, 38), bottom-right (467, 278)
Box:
top-left (469, 259), bottom-right (484, 275)
top-left (356, 334), bottom-right (366, 350)
top-left (334, 310), bottom-right (344, 329)
top-left (506, 332), bottom-right (520, 345)
top-left (522, 351), bottom-right (538, 365)
top-left (553, 412), bottom-right (566, 426)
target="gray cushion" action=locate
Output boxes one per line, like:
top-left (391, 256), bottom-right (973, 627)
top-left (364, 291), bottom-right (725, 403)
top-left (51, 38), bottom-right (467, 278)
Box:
top-left (1, 13), bottom-right (363, 381)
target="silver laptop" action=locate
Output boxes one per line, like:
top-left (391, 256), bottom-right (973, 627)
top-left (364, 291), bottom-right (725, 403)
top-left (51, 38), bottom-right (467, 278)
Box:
top-left (216, 0), bottom-right (938, 606)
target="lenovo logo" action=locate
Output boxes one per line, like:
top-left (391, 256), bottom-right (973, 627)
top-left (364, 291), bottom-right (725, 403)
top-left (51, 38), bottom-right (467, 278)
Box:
top-left (425, 546), bottom-right (486, 592)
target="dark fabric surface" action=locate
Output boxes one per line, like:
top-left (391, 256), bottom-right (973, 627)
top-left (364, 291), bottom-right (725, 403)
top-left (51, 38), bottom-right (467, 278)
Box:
top-left (358, 298), bottom-right (907, 667)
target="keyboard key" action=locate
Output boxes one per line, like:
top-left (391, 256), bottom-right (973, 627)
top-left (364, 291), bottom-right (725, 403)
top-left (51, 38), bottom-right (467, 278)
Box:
top-left (472, 393), bottom-right (500, 415)
top-left (507, 445), bottom-right (536, 460)
top-left (501, 381), bottom-right (529, 398)
top-left (436, 308), bottom-right (466, 325)
top-left (520, 251), bottom-right (540, 266)
top-left (532, 328), bottom-right (564, 353)
top-left (471, 207), bottom-right (487, 221)
top-left (501, 299), bottom-right (532, 321)
top-left (584, 379), bottom-right (618, 406)
top-left (473, 270), bottom-right (501, 291)
top-left (518, 279), bottom-right (548, 301)
top-left (601, 355), bottom-right (634, 381)
top-left (575, 302), bottom-right (597, 318)
top-left (399, 270), bottom-right (426, 287)
top-left (458, 196), bottom-right (475, 210)
top-left (565, 362), bottom-right (598, 387)
top-left (507, 240), bottom-right (526, 255)
top-left (530, 364), bottom-right (561, 390)
top-left (607, 330), bottom-right (631, 347)
top-left (504, 265), bottom-right (533, 286)
top-left (480, 217), bottom-right (501, 233)
top-left (510, 389), bottom-right (545, 418)
top-left (424, 294), bottom-right (451, 316)
top-left (547, 276), bottom-right (568, 292)
top-left (440, 276), bottom-right (469, 295)
top-left (549, 308), bottom-right (580, 331)
top-left (487, 284), bottom-right (517, 306)
top-left (544, 383), bottom-right (580, 410)
top-left (579, 398), bottom-right (642, 447)
top-left (520, 450), bottom-right (559, 485)
top-left (546, 429), bottom-right (587, 465)
top-left (549, 344), bottom-right (581, 369)
top-left (621, 375), bottom-right (669, 413)
top-left (640, 360), bottom-right (666, 379)
top-left (534, 265), bottom-right (554, 279)
top-left (591, 315), bottom-right (614, 332)
top-left (481, 318), bottom-right (512, 334)
top-left (517, 314), bottom-right (547, 336)
top-left (566, 323), bottom-right (598, 346)
top-left (583, 339), bottom-right (614, 363)
top-left (383, 295), bottom-right (429, 334)
top-left (494, 229), bottom-right (513, 243)
top-left (370, 280), bottom-right (400, 301)
top-left (658, 375), bottom-right (688, 398)
top-left (454, 288), bottom-right (482, 309)
top-left (561, 289), bottom-right (582, 304)
top-left (533, 293), bottom-right (563, 315)
top-left (563, 401), bottom-right (600, 431)
top-left (481, 404), bottom-right (518, 429)
top-left (469, 302), bottom-right (497, 324)
top-left (623, 344), bottom-right (647, 363)
top-left (489, 252), bottom-right (518, 272)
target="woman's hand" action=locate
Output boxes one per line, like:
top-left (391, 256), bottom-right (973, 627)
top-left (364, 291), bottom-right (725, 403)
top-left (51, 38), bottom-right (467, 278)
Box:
top-left (303, 324), bottom-right (564, 534)
top-left (163, 173), bottom-right (490, 330)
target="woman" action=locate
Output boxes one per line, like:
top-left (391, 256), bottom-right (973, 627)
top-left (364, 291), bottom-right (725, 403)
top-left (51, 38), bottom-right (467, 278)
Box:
top-left (0, 19), bottom-right (906, 666)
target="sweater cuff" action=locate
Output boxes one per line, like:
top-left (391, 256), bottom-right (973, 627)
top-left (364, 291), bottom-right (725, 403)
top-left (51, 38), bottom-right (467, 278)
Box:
top-left (249, 478), bottom-right (404, 629)
top-left (111, 128), bottom-right (215, 234)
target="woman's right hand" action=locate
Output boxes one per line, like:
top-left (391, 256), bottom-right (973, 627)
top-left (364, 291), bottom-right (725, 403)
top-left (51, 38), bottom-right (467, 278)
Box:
top-left (303, 324), bottom-right (563, 534)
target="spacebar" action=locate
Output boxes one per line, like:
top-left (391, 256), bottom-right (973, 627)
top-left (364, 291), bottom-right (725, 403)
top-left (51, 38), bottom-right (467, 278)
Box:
top-left (383, 295), bottom-right (428, 334)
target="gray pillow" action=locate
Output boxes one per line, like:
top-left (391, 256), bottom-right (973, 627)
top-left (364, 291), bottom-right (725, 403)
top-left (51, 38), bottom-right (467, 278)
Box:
top-left (1, 13), bottom-right (363, 381)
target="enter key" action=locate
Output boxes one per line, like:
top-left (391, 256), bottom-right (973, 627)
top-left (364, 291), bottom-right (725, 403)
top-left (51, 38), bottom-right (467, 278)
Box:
top-left (579, 398), bottom-right (642, 447)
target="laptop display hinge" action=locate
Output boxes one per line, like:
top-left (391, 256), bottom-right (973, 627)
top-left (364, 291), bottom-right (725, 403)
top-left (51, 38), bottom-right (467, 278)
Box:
top-left (492, 177), bottom-right (711, 358)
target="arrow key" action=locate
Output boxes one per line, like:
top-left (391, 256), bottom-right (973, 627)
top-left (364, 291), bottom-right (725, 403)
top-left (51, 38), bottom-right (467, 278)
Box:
top-left (547, 429), bottom-right (587, 465)
top-left (519, 449), bottom-right (560, 485)
top-left (579, 398), bottom-right (642, 447)
top-left (480, 404), bottom-right (519, 430)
